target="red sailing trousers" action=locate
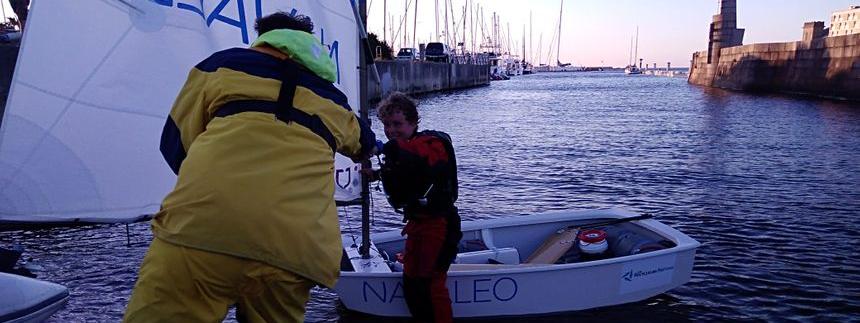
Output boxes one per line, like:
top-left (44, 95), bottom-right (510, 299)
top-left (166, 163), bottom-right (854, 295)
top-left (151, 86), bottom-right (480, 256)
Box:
top-left (401, 216), bottom-right (454, 323)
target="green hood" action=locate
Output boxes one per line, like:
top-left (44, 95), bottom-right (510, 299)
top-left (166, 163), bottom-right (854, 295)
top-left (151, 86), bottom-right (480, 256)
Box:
top-left (252, 29), bottom-right (337, 83)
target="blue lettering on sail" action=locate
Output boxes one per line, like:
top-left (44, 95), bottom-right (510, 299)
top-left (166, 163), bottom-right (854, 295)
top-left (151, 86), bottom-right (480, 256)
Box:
top-left (320, 28), bottom-right (341, 84)
top-left (330, 40), bottom-right (341, 84)
top-left (176, 0), bottom-right (205, 19)
top-left (254, 0), bottom-right (264, 23)
top-left (207, 0), bottom-right (249, 44)
top-left (151, 1), bottom-right (343, 83)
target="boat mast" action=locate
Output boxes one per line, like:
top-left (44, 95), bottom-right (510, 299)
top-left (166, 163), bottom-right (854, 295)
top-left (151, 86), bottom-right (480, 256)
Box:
top-left (522, 25), bottom-right (526, 64)
top-left (628, 34), bottom-right (633, 67)
top-left (556, 0), bottom-right (563, 66)
top-left (354, 0), bottom-right (382, 259)
top-left (383, 0), bottom-right (387, 44)
top-left (537, 33), bottom-right (542, 65)
top-left (507, 22), bottom-right (511, 55)
top-left (462, 4), bottom-right (466, 55)
top-left (357, 0), bottom-right (372, 258)
top-left (492, 13), bottom-right (495, 53)
top-left (435, 0), bottom-right (439, 41)
top-left (634, 26), bottom-right (639, 69)
top-left (471, 1), bottom-right (476, 53)
top-left (449, 0), bottom-right (456, 49)
top-left (412, 0), bottom-right (418, 50)
top-left (444, 0), bottom-right (449, 48)
top-left (403, 1), bottom-right (408, 49)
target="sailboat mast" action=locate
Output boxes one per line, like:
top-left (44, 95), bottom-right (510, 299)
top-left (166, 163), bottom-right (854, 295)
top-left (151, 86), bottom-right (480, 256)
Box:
top-left (634, 26), bottom-right (639, 68)
top-left (383, 0), bottom-right (387, 44)
top-left (556, 0), bottom-right (563, 66)
top-left (404, 1), bottom-right (408, 49)
top-left (444, 0), bottom-right (449, 48)
top-left (629, 34), bottom-right (633, 66)
top-left (471, 1), bottom-right (476, 53)
top-left (435, 0), bottom-right (439, 41)
top-left (357, 0), bottom-right (372, 258)
top-left (507, 23), bottom-right (511, 55)
top-left (491, 13), bottom-right (495, 52)
top-left (412, 0), bottom-right (418, 50)
top-left (538, 33), bottom-right (542, 66)
top-left (449, 0), bottom-right (456, 49)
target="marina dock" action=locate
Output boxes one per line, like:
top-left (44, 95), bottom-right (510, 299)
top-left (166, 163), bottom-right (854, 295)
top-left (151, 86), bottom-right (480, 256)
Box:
top-left (368, 60), bottom-right (490, 102)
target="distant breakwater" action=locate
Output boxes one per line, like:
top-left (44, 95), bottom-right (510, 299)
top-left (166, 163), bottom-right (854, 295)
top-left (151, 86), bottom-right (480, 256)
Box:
top-left (689, 34), bottom-right (860, 101)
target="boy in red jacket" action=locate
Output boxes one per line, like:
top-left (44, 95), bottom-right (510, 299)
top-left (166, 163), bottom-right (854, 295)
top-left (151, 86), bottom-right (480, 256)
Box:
top-left (376, 92), bottom-right (462, 323)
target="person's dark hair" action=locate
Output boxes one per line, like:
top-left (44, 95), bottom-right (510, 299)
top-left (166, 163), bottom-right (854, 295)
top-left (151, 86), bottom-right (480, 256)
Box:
top-left (377, 92), bottom-right (420, 124)
top-left (255, 12), bottom-right (314, 35)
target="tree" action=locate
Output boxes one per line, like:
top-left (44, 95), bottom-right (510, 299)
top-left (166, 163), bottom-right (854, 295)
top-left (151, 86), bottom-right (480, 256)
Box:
top-left (9, 0), bottom-right (29, 31)
top-left (367, 32), bottom-right (393, 60)
top-left (1, 18), bottom-right (18, 31)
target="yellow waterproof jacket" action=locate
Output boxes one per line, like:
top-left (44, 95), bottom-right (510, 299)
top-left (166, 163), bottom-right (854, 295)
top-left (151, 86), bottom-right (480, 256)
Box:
top-left (153, 31), bottom-right (374, 288)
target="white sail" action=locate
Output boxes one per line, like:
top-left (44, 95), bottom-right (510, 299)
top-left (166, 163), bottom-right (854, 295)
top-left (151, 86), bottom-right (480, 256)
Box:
top-left (0, 0), bottom-right (362, 224)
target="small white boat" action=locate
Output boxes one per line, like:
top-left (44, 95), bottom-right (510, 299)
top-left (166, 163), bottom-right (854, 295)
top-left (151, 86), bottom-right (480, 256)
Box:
top-left (336, 208), bottom-right (699, 318)
top-left (625, 26), bottom-right (642, 75)
top-left (0, 273), bottom-right (69, 323)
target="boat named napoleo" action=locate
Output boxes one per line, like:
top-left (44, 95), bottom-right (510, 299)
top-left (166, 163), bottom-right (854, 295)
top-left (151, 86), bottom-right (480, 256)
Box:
top-left (336, 208), bottom-right (700, 318)
top-left (362, 275), bottom-right (519, 304)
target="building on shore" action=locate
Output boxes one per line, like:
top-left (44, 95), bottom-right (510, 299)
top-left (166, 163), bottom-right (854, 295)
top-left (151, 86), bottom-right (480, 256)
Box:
top-left (688, 0), bottom-right (860, 101)
top-left (829, 5), bottom-right (860, 37)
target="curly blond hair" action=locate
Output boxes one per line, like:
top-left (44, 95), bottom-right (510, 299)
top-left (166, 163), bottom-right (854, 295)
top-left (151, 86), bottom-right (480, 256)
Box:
top-left (377, 92), bottom-right (420, 124)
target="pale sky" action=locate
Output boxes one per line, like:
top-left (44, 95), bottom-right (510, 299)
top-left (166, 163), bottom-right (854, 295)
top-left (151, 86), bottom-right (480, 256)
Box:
top-left (367, 0), bottom-right (859, 67)
top-left (2, 1), bottom-right (856, 67)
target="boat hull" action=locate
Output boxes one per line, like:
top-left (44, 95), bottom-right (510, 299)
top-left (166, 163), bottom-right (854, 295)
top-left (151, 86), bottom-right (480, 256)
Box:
top-left (0, 273), bottom-right (69, 323)
top-left (336, 209), bottom-right (699, 318)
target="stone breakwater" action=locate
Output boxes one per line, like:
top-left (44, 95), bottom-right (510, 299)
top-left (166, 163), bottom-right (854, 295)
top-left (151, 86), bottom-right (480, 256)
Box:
top-left (368, 61), bottom-right (490, 102)
top-left (689, 34), bottom-right (860, 100)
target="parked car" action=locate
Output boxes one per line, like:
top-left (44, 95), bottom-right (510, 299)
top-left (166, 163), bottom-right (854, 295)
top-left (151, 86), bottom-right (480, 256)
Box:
top-left (424, 42), bottom-right (451, 63)
top-left (395, 48), bottom-right (417, 61)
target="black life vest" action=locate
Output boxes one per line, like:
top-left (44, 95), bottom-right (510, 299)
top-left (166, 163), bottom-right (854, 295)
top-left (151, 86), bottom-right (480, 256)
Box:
top-left (380, 130), bottom-right (458, 216)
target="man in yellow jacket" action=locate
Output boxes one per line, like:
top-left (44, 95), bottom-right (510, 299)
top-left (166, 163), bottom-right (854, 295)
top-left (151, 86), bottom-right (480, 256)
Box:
top-left (124, 12), bottom-right (376, 323)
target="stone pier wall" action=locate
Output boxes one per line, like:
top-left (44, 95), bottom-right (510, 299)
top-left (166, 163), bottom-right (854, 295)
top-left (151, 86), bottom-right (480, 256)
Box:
top-left (369, 61), bottom-right (489, 102)
top-left (689, 34), bottom-right (860, 100)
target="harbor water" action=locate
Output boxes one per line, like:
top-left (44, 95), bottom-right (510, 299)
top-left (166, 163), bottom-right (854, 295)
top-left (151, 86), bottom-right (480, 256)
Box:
top-left (3, 72), bottom-right (859, 322)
